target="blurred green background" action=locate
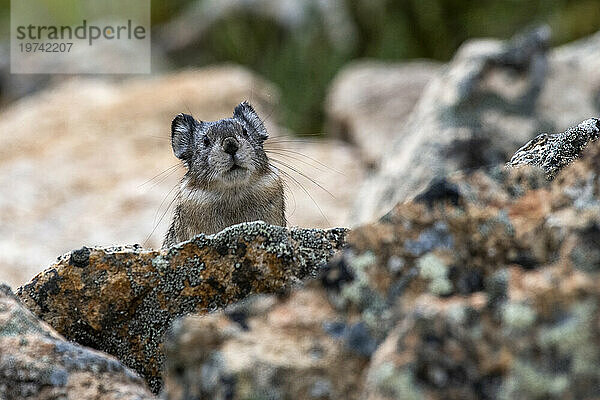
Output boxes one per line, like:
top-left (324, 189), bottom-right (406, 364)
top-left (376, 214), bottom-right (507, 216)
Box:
top-left (1, 0), bottom-right (599, 133)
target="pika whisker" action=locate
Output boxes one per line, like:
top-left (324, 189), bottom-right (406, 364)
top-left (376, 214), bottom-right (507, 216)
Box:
top-left (138, 162), bottom-right (185, 189)
top-left (271, 163), bottom-right (330, 226)
top-left (269, 158), bottom-right (335, 199)
top-left (265, 147), bottom-right (344, 175)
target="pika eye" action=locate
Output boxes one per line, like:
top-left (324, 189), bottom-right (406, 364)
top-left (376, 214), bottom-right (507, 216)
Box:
top-left (203, 137), bottom-right (211, 147)
top-left (241, 127), bottom-right (248, 138)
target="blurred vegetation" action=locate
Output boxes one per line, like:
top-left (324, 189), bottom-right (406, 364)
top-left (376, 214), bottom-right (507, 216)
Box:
top-left (1, 0), bottom-right (599, 133)
top-left (157, 0), bottom-right (600, 134)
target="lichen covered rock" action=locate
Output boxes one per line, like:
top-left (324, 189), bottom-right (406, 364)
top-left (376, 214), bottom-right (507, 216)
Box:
top-left (16, 222), bottom-right (346, 393)
top-left (0, 284), bottom-right (154, 400)
top-left (160, 129), bottom-right (600, 400)
top-left (162, 289), bottom-right (369, 400)
top-left (507, 117), bottom-right (600, 178)
top-left (348, 140), bottom-right (600, 399)
top-left (352, 27), bottom-right (600, 224)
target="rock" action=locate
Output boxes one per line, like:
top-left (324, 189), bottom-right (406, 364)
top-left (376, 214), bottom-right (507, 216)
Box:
top-left (162, 289), bottom-right (369, 400)
top-left (325, 60), bottom-right (441, 165)
top-left (346, 138), bottom-right (600, 399)
top-left (16, 222), bottom-right (347, 393)
top-left (541, 30), bottom-right (600, 129)
top-left (352, 27), bottom-right (600, 224)
top-left (0, 66), bottom-right (365, 288)
top-left (507, 118), bottom-right (600, 179)
top-left (0, 284), bottom-right (154, 400)
top-left (141, 121), bottom-right (600, 399)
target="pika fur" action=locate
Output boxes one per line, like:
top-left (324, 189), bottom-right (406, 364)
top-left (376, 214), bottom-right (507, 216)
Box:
top-left (162, 101), bottom-right (286, 248)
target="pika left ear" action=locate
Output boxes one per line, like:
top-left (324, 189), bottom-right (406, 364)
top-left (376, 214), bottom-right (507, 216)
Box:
top-left (171, 113), bottom-right (197, 160)
top-left (233, 101), bottom-right (268, 140)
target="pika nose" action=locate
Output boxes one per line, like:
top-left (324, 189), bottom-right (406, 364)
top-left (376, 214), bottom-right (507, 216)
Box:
top-left (222, 137), bottom-right (239, 156)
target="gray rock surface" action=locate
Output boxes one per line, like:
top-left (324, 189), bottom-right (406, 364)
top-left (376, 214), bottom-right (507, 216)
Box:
top-left (162, 290), bottom-right (368, 400)
top-left (325, 60), bottom-right (441, 164)
top-left (0, 284), bottom-right (154, 400)
top-left (507, 118), bottom-right (600, 178)
top-left (159, 0), bottom-right (357, 54)
top-left (352, 27), bottom-right (600, 224)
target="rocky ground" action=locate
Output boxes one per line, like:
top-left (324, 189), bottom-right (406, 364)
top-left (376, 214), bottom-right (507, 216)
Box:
top-left (1, 28), bottom-right (600, 400)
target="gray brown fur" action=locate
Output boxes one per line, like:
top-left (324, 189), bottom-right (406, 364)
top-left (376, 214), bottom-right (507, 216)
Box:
top-left (163, 102), bottom-right (286, 247)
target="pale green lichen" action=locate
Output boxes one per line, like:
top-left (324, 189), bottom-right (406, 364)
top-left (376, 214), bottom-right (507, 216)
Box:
top-left (417, 253), bottom-right (452, 296)
top-left (151, 255), bottom-right (170, 274)
top-left (502, 302), bottom-right (537, 330)
top-left (336, 251), bottom-right (391, 337)
top-left (446, 303), bottom-right (467, 325)
top-left (538, 301), bottom-right (598, 375)
top-left (501, 361), bottom-right (568, 399)
top-left (340, 251), bottom-right (376, 306)
top-left (369, 362), bottom-right (423, 400)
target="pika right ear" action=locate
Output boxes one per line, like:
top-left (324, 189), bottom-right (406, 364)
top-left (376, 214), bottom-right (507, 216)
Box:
top-left (171, 113), bottom-right (197, 159)
top-left (233, 101), bottom-right (268, 140)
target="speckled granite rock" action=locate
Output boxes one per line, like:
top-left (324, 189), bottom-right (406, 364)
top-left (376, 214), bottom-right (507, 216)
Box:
top-left (162, 289), bottom-right (369, 400)
top-left (0, 284), bottom-right (154, 400)
top-left (347, 140), bottom-right (600, 399)
top-left (507, 117), bottom-right (600, 179)
top-left (16, 222), bottom-right (346, 393)
top-left (352, 27), bottom-right (600, 224)
top-left (160, 128), bottom-right (600, 399)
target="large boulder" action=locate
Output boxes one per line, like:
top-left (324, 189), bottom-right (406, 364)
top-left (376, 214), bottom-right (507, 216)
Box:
top-left (325, 60), bottom-right (441, 165)
top-left (0, 284), bottom-right (154, 400)
top-left (16, 222), bottom-right (346, 393)
top-left (351, 27), bottom-right (600, 224)
top-left (348, 121), bottom-right (600, 399)
top-left (162, 289), bottom-right (369, 400)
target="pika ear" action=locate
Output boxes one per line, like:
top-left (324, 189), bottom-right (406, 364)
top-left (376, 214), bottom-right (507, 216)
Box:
top-left (233, 101), bottom-right (268, 140)
top-left (171, 113), bottom-right (197, 159)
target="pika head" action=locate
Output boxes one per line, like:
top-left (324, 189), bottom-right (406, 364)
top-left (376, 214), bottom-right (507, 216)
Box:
top-left (171, 101), bottom-right (271, 188)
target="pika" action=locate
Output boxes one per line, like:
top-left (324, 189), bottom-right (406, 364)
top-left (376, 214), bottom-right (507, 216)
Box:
top-left (162, 101), bottom-right (286, 248)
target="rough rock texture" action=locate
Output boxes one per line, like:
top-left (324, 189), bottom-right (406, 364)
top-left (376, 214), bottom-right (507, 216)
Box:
top-left (0, 284), bottom-right (154, 400)
top-left (16, 222), bottom-right (346, 393)
top-left (159, 129), bottom-right (600, 399)
top-left (0, 66), bottom-right (364, 288)
top-left (348, 139), bottom-right (600, 399)
top-left (325, 60), bottom-right (441, 165)
top-left (5, 29), bottom-right (600, 400)
top-left (507, 117), bottom-right (600, 179)
top-left (352, 27), bottom-right (600, 224)
top-left (162, 290), bottom-right (369, 400)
